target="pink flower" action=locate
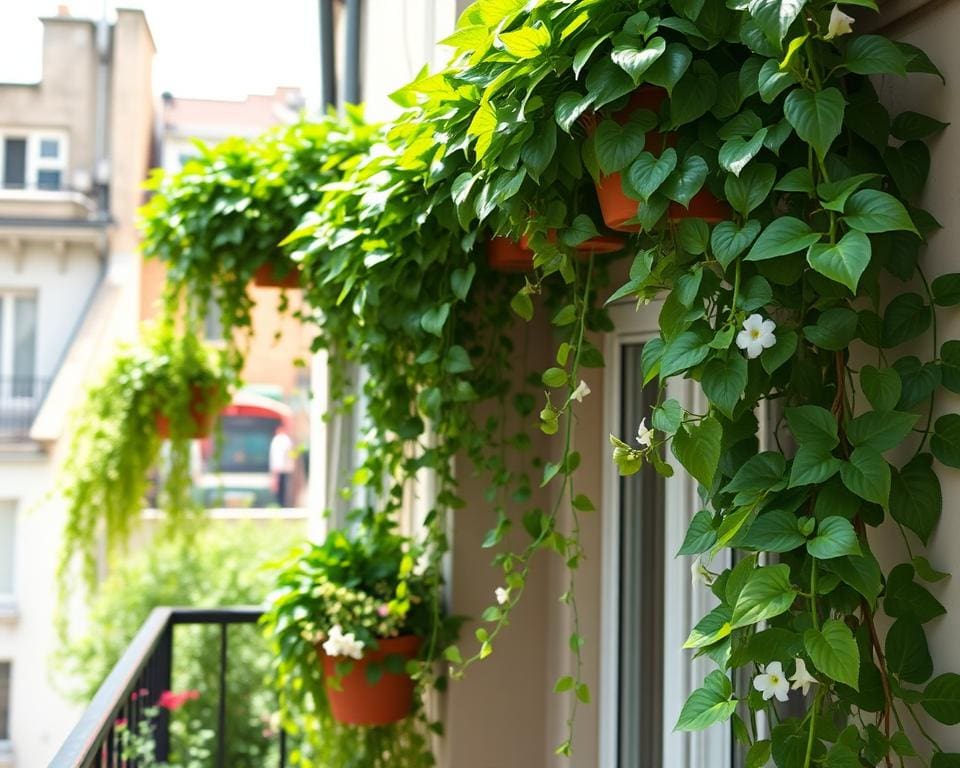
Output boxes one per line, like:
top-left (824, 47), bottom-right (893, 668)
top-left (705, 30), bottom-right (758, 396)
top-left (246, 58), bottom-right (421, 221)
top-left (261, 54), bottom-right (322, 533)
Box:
top-left (115, 718), bottom-right (128, 730)
top-left (377, 604), bottom-right (390, 617)
top-left (157, 689), bottom-right (200, 711)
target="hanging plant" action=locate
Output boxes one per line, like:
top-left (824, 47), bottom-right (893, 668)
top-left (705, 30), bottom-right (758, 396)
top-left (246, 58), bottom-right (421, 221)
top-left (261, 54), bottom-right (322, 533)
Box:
top-left (140, 110), bottom-right (378, 355)
top-left (59, 322), bottom-right (233, 592)
top-left (412, 0), bottom-right (960, 764)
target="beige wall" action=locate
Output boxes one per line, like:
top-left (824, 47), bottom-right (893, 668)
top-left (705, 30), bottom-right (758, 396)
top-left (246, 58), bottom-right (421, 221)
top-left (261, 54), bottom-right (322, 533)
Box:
top-left (874, 0), bottom-right (960, 753)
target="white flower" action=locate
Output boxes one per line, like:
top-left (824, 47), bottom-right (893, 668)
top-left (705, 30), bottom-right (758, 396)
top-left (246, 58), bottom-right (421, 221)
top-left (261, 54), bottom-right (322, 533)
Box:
top-left (495, 587), bottom-right (511, 605)
top-left (790, 658), bottom-right (817, 696)
top-left (736, 314), bottom-right (777, 359)
top-left (690, 557), bottom-right (715, 587)
top-left (322, 624), bottom-right (365, 660)
top-left (571, 379), bottom-right (591, 402)
top-left (825, 5), bottom-right (854, 39)
top-left (753, 661), bottom-right (791, 702)
top-left (636, 418), bottom-right (654, 448)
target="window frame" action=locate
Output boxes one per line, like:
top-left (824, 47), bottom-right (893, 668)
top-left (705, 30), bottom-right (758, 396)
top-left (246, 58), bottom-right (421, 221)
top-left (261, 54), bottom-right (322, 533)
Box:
top-left (0, 290), bottom-right (39, 403)
top-left (0, 129), bottom-right (69, 192)
top-left (599, 300), bottom-right (733, 768)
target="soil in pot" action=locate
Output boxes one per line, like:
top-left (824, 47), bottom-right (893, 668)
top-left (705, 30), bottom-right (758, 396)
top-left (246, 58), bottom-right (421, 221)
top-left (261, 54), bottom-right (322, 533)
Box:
top-left (320, 634), bottom-right (422, 726)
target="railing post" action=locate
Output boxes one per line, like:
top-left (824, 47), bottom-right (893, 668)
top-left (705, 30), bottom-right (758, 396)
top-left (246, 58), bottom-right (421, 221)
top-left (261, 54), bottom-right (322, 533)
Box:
top-left (153, 622), bottom-right (173, 761)
top-left (217, 622), bottom-right (228, 768)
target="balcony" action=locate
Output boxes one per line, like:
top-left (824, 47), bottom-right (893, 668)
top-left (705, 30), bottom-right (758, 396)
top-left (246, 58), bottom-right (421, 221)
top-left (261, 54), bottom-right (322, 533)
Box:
top-left (49, 607), bottom-right (292, 768)
top-left (0, 377), bottom-right (47, 444)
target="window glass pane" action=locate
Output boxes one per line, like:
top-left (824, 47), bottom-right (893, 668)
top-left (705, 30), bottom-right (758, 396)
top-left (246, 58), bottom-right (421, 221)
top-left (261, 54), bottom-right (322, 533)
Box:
top-left (619, 342), bottom-right (664, 768)
top-left (3, 139), bottom-right (26, 188)
top-left (36, 169), bottom-right (61, 190)
top-left (39, 138), bottom-right (59, 159)
top-left (12, 296), bottom-right (36, 397)
top-left (204, 294), bottom-right (223, 341)
top-left (0, 503), bottom-right (15, 595)
top-left (0, 662), bottom-right (10, 740)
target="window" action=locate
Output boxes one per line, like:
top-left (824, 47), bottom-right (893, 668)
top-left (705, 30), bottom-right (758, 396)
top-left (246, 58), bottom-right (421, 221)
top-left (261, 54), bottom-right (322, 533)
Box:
top-left (0, 131), bottom-right (68, 191)
top-left (0, 662), bottom-right (10, 741)
top-left (0, 293), bottom-right (38, 399)
top-left (0, 503), bottom-right (15, 598)
top-left (601, 301), bottom-right (732, 768)
top-left (203, 294), bottom-right (224, 341)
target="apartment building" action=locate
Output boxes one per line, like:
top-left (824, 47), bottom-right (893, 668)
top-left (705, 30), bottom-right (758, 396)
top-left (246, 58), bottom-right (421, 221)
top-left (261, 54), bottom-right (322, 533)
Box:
top-left (0, 9), bottom-right (155, 764)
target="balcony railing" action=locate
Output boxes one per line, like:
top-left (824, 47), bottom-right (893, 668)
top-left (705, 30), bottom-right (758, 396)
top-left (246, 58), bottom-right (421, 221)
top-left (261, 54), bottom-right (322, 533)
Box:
top-left (49, 607), bottom-right (289, 768)
top-left (0, 377), bottom-right (47, 442)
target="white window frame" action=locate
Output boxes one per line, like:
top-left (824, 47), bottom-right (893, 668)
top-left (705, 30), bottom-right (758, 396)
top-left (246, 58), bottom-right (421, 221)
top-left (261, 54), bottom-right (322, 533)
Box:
top-left (0, 502), bottom-right (16, 614)
top-left (0, 128), bottom-right (69, 192)
top-left (0, 290), bottom-right (38, 405)
top-left (599, 299), bottom-right (733, 768)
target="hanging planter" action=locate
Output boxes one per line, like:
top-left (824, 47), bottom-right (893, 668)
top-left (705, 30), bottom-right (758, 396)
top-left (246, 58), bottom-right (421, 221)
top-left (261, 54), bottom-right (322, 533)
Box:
top-left (252, 262), bottom-right (301, 289)
top-left (321, 635), bottom-right (422, 726)
top-left (591, 85), bottom-right (728, 230)
top-left (487, 236), bottom-right (533, 272)
top-left (155, 383), bottom-right (220, 440)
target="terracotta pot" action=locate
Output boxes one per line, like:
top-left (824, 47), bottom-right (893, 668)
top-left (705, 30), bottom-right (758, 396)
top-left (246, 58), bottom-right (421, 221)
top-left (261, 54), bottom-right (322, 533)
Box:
top-left (156, 384), bottom-right (219, 440)
top-left (590, 86), bottom-right (677, 232)
top-left (519, 230), bottom-right (624, 256)
top-left (321, 635), bottom-right (421, 726)
top-left (487, 237), bottom-right (534, 273)
top-left (668, 189), bottom-right (731, 224)
top-left (252, 262), bottom-right (300, 289)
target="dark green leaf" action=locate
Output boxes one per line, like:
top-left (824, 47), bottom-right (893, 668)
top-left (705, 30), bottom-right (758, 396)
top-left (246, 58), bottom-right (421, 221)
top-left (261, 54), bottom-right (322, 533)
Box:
top-left (804, 618), bottom-right (860, 689)
top-left (660, 329), bottom-right (710, 378)
top-left (724, 163), bottom-right (777, 216)
top-left (883, 293), bottom-right (931, 348)
top-left (923, 674), bottom-right (960, 725)
top-left (840, 446), bottom-right (890, 507)
top-left (843, 189), bottom-right (918, 235)
top-left (807, 516), bottom-right (861, 559)
top-left (806, 229), bottom-right (872, 293)
top-left (803, 307), bottom-right (859, 351)
top-left (626, 149), bottom-right (678, 200)
top-left (672, 416), bottom-right (722, 488)
top-left (702, 354), bottom-right (748, 418)
top-left (932, 414), bottom-right (960, 468)
top-left (745, 217), bottom-right (821, 261)
top-left (891, 111), bottom-right (949, 141)
top-left (784, 87), bottom-right (845, 160)
top-left (844, 34), bottom-right (907, 76)
top-left (785, 405), bottom-right (839, 450)
top-left (846, 410), bottom-right (918, 452)
top-left (678, 510), bottom-right (717, 555)
top-left (711, 220), bottom-right (761, 269)
top-left (885, 563), bottom-right (946, 623)
top-left (886, 618), bottom-right (933, 684)
top-left (860, 365), bottom-right (901, 411)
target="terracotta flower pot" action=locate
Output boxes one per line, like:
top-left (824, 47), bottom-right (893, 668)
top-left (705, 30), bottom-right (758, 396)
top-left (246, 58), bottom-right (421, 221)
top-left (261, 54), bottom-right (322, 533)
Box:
top-left (253, 262), bottom-right (300, 289)
top-left (321, 635), bottom-right (421, 726)
top-left (487, 237), bottom-right (534, 272)
top-left (520, 230), bottom-right (625, 256)
top-left (590, 87), bottom-right (673, 232)
top-left (156, 384), bottom-right (219, 440)
top-left (668, 189), bottom-right (731, 224)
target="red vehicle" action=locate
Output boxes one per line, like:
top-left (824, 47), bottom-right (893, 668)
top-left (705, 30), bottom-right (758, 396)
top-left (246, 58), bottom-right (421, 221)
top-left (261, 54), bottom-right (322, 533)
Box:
top-left (197, 391), bottom-right (300, 508)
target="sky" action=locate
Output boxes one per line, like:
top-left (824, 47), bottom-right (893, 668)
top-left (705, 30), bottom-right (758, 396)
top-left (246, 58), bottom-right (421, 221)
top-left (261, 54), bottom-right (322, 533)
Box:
top-left (0, 0), bottom-right (322, 104)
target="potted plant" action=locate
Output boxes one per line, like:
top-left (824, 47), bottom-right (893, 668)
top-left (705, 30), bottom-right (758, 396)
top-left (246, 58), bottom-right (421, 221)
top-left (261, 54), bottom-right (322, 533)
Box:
top-left (59, 322), bottom-right (233, 592)
top-left (140, 111), bottom-right (378, 357)
top-left (263, 519), bottom-right (453, 726)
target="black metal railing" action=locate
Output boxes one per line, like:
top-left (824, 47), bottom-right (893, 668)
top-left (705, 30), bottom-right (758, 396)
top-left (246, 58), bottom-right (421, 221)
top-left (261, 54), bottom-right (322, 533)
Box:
top-left (0, 377), bottom-right (47, 442)
top-left (49, 607), bottom-right (287, 768)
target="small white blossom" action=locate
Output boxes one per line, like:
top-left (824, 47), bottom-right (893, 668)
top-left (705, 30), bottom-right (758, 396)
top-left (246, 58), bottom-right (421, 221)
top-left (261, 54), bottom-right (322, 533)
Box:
top-left (753, 661), bottom-right (791, 702)
top-left (790, 658), bottom-right (818, 696)
top-left (636, 418), bottom-right (654, 448)
top-left (736, 314), bottom-right (777, 359)
top-left (495, 587), bottom-right (511, 605)
top-left (825, 5), bottom-right (855, 39)
top-left (571, 380), bottom-right (591, 402)
top-left (322, 624), bottom-right (365, 660)
top-left (690, 557), bottom-right (715, 587)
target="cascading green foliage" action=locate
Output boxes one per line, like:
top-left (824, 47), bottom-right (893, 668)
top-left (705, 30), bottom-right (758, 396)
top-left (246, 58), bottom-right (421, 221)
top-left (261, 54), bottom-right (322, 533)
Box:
top-left (59, 323), bottom-right (232, 593)
top-left (416, 0), bottom-right (960, 765)
top-left (141, 109), bottom-right (378, 343)
top-left (137, 0), bottom-right (960, 764)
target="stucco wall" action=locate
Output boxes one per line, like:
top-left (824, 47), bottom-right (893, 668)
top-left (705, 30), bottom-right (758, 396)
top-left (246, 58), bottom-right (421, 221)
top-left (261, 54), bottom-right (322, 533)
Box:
top-left (872, 0), bottom-right (960, 753)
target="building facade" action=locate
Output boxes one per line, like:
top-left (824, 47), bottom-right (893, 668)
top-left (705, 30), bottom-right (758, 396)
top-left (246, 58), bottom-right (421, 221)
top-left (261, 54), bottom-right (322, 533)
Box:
top-left (0, 9), bottom-right (155, 764)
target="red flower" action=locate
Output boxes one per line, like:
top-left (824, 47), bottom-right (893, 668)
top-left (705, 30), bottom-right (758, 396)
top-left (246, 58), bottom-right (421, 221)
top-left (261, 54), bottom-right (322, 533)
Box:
top-left (157, 689), bottom-right (201, 711)
top-left (115, 718), bottom-right (128, 730)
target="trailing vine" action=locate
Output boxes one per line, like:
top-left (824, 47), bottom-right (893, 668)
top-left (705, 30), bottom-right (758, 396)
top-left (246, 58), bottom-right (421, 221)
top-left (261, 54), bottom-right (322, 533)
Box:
top-left (131, 0), bottom-right (960, 764)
